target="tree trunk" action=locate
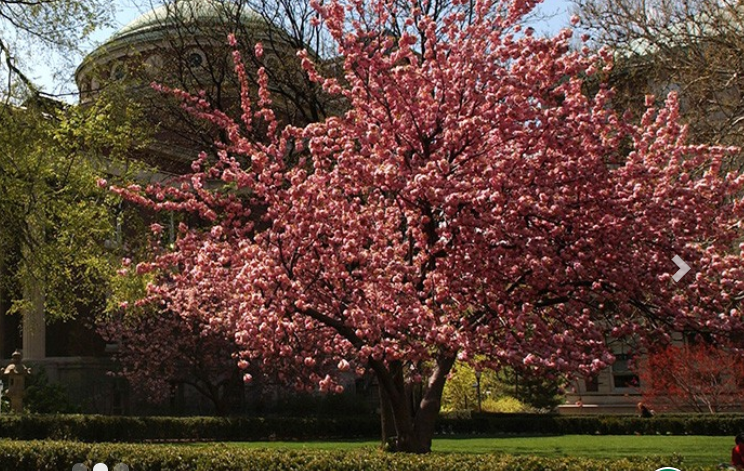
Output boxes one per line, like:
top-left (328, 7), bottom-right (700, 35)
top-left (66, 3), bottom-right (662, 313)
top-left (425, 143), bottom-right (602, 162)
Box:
top-left (411, 355), bottom-right (456, 451)
top-left (374, 355), bottom-right (456, 453)
top-left (379, 384), bottom-right (397, 449)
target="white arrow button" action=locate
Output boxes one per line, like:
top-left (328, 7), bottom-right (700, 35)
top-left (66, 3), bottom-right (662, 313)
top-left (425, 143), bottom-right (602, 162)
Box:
top-left (672, 255), bottom-right (690, 282)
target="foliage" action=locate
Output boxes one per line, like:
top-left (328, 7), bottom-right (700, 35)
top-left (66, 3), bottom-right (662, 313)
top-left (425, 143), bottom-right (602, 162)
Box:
top-left (0, 413), bottom-right (742, 443)
top-left (110, 0), bottom-right (744, 453)
top-left (508, 369), bottom-right (567, 412)
top-left (442, 361), bottom-right (566, 413)
top-left (0, 84), bottom-right (151, 329)
top-left (0, 440), bottom-right (687, 471)
top-left (98, 301), bottom-right (246, 416)
top-left (438, 413), bottom-right (744, 436)
top-left (441, 362), bottom-right (504, 412)
top-left (0, 414), bottom-right (381, 442)
top-left (636, 343), bottom-right (744, 414)
top-left (23, 367), bottom-right (80, 414)
top-left (57, 84), bottom-right (153, 163)
top-left (0, 102), bottom-right (113, 323)
top-left (480, 396), bottom-right (527, 413)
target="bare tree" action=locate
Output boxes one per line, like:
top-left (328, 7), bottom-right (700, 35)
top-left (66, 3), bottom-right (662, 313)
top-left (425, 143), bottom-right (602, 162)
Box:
top-left (574, 0), bottom-right (744, 168)
top-left (0, 0), bottom-right (112, 99)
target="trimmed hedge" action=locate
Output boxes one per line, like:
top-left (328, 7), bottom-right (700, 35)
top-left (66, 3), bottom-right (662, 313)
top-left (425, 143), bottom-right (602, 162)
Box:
top-left (0, 415), bottom-right (379, 442)
top-left (0, 440), bottom-right (695, 471)
top-left (0, 413), bottom-right (743, 442)
top-left (440, 413), bottom-right (744, 436)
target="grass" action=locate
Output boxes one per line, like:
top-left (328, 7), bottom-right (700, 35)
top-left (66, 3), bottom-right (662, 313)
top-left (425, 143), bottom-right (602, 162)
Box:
top-left (187, 435), bottom-right (733, 467)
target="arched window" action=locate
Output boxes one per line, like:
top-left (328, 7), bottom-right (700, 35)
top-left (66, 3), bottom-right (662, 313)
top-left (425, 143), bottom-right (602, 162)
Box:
top-left (111, 63), bottom-right (127, 81)
top-left (145, 54), bottom-right (163, 76)
top-left (186, 49), bottom-right (205, 68)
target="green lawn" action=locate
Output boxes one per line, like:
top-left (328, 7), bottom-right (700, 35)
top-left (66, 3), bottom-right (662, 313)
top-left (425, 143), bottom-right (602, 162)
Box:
top-left (194, 435), bottom-right (732, 467)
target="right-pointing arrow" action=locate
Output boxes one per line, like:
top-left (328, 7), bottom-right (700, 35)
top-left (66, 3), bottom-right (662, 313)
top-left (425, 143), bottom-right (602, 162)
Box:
top-left (672, 255), bottom-right (690, 282)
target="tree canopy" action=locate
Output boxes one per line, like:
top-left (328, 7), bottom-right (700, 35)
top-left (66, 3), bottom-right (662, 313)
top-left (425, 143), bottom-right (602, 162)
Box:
top-left (0, 102), bottom-right (110, 324)
top-left (637, 342), bottom-right (744, 414)
top-left (0, 90), bottom-right (149, 326)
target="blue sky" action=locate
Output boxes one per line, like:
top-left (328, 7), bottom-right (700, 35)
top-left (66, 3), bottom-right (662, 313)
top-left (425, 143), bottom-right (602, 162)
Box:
top-left (35, 0), bottom-right (573, 100)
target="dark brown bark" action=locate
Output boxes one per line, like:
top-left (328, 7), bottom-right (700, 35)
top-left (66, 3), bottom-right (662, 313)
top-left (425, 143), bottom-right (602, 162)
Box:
top-left (411, 355), bottom-right (456, 452)
top-left (379, 384), bottom-right (397, 449)
top-left (373, 354), bottom-right (456, 453)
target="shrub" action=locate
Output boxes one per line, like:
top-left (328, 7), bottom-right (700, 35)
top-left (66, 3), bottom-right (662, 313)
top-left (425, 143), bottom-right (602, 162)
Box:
top-left (0, 415), bottom-right (380, 442)
top-left (481, 397), bottom-right (527, 413)
top-left (23, 367), bottom-right (80, 414)
top-left (0, 413), bottom-right (743, 443)
top-left (0, 440), bottom-right (689, 471)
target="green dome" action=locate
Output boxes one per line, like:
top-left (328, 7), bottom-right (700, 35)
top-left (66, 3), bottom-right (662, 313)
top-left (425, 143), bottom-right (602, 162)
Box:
top-left (75, 0), bottom-right (280, 91)
top-left (112, 0), bottom-right (263, 45)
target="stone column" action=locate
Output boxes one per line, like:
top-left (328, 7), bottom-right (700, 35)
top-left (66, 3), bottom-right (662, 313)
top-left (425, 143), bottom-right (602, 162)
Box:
top-left (0, 260), bottom-right (5, 357)
top-left (21, 281), bottom-right (45, 360)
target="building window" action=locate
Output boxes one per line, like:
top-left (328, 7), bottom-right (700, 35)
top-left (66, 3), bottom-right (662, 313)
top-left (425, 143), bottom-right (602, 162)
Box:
top-left (145, 54), bottom-right (163, 76)
top-left (584, 376), bottom-right (599, 393)
top-left (111, 63), bottom-right (127, 81)
top-left (187, 49), bottom-right (205, 68)
top-left (612, 353), bottom-right (639, 389)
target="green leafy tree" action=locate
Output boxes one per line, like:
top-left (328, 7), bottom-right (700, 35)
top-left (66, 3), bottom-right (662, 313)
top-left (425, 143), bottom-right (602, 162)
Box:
top-left (23, 366), bottom-right (80, 413)
top-left (504, 368), bottom-right (567, 412)
top-left (0, 89), bottom-right (151, 328)
top-left (441, 363), bottom-right (504, 412)
top-left (442, 362), bottom-right (565, 413)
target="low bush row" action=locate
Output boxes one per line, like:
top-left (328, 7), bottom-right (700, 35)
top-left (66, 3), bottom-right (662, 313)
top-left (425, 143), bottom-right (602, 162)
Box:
top-left (0, 413), bottom-right (743, 442)
top-left (0, 440), bottom-right (692, 471)
top-left (0, 415), bottom-right (380, 442)
top-left (442, 413), bottom-right (744, 436)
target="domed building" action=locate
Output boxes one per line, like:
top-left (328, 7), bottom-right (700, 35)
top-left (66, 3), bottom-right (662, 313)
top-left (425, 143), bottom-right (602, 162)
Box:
top-left (75, 0), bottom-right (313, 174)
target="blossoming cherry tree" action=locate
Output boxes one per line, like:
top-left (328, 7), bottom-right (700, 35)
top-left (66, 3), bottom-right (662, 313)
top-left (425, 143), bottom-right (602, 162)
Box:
top-left (109, 0), bottom-right (744, 453)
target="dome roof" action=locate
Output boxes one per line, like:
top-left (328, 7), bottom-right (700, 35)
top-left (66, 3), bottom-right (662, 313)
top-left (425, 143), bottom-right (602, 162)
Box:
top-left (75, 0), bottom-right (279, 89)
top-left (77, 0), bottom-right (270, 66)
top-left (112, 0), bottom-right (263, 45)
